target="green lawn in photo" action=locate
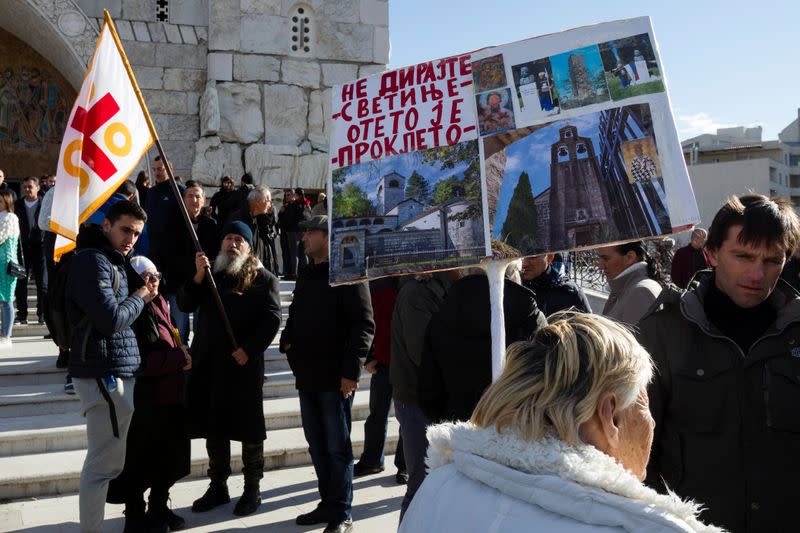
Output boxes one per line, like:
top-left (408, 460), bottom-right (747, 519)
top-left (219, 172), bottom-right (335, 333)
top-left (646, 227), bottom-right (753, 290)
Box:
top-left (605, 70), bottom-right (665, 101)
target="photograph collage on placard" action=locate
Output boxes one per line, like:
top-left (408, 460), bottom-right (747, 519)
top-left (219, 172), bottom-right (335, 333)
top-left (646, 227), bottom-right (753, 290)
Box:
top-left (472, 54), bottom-right (517, 137)
top-left (329, 140), bottom-right (487, 283)
top-left (550, 44), bottom-right (611, 110)
top-left (598, 33), bottom-right (665, 100)
top-left (511, 58), bottom-right (560, 122)
top-left (503, 33), bottom-right (665, 129)
top-left (484, 102), bottom-right (672, 256)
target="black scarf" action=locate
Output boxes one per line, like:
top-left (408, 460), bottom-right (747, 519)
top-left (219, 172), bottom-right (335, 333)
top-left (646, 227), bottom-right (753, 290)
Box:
top-left (704, 275), bottom-right (775, 354)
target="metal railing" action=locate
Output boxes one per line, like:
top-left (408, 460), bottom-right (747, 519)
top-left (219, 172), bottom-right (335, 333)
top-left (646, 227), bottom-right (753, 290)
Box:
top-left (566, 239), bottom-right (675, 293)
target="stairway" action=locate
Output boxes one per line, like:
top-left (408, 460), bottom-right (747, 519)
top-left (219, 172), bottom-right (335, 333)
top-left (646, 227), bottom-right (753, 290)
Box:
top-left (0, 281), bottom-right (398, 500)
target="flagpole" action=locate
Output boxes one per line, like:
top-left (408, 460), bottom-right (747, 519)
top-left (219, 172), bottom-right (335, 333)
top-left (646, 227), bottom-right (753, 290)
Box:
top-left (103, 10), bottom-right (239, 351)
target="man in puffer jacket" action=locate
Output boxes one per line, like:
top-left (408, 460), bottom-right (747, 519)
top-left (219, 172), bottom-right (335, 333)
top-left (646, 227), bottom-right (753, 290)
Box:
top-left (66, 201), bottom-right (155, 533)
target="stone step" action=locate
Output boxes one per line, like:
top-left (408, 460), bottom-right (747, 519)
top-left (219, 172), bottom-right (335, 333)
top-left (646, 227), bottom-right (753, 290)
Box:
top-left (24, 291), bottom-right (293, 302)
top-left (0, 393), bottom-right (382, 456)
top-left (11, 315), bottom-right (289, 339)
top-left (11, 324), bottom-right (49, 338)
top-left (0, 340), bottom-right (290, 386)
top-left (0, 371), bottom-right (372, 418)
top-left (11, 286), bottom-right (292, 337)
top-left (0, 418), bottom-right (399, 500)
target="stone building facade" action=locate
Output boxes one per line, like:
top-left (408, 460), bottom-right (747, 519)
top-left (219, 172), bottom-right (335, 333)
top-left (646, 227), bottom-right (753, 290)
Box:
top-left (0, 0), bottom-right (389, 201)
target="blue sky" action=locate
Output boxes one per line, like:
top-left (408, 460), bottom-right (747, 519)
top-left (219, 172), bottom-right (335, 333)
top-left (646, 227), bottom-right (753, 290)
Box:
top-left (389, 0), bottom-right (800, 140)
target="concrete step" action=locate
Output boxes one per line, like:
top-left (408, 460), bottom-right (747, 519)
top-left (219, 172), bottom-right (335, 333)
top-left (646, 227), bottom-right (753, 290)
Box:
top-left (0, 455), bottom-right (406, 531)
top-left (0, 371), bottom-right (372, 418)
top-left (0, 393), bottom-right (383, 456)
top-left (0, 418), bottom-right (399, 500)
top-left (11, 286), bottom-right (292, 337)
top-left (0, 340), bottom-right (290, 387)
top-left (11, 323), bottom-right (49, 338)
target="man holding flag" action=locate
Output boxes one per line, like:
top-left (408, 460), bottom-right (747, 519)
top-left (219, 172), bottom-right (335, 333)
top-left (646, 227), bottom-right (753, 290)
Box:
top-left (48, 12), bottom-right (162, 532)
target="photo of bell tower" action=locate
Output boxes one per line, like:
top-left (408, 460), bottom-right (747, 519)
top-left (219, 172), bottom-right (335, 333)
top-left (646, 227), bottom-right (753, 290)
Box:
top-left (549, 125), bottom-right (615, 249)
top-left (490, 103), bottom-right (673, 255)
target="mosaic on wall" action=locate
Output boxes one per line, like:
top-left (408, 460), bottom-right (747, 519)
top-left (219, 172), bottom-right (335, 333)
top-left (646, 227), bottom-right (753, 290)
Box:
top-left (0, 28), bottom-right (76, 179)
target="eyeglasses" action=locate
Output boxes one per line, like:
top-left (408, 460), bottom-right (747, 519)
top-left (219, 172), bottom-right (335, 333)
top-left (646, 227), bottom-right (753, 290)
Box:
top-left (141, 272), bottom-right (162, 282)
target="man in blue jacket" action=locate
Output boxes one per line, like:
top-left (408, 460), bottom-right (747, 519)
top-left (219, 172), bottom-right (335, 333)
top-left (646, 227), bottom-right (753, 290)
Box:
top-left (66, 200), bottom-right (155, 533)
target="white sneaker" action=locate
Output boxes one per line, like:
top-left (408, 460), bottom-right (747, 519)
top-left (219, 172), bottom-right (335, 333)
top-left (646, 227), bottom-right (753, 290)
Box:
top-left (0, 338), bottom-right (12, 349)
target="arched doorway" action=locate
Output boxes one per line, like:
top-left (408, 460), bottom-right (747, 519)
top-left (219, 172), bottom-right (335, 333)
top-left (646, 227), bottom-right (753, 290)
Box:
top-left (0, 0), bottom-right (96, 182)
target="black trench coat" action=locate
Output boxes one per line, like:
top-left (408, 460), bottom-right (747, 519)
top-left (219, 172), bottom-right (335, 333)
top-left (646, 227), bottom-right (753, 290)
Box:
top-left (178, 266), bottom-right (281, 442)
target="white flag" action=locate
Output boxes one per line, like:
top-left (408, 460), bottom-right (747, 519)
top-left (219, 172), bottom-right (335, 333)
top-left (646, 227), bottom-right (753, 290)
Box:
top-left (51, 12), bottom-right (154, 258)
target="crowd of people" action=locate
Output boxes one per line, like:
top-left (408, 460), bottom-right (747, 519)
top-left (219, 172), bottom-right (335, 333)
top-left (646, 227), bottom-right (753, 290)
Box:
top-left (1, 162), bottom-right (798, 533)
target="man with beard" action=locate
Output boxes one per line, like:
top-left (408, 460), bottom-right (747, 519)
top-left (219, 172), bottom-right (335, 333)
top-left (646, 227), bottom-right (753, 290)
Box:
top-left (179, 221), bottom-right (281, 517)
top-left (280, 215), bottom-right (374, 533)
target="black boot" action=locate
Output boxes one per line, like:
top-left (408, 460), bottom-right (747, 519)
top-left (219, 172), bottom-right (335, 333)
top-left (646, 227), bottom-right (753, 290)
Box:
top-left (191, 482), bottom-right (230, 512)
top-left (123, 499), bottom-right (147, 533)
top-left (233, 484), bottom-right (261, 516)
top-left (148, 490), bottom-right (186, 531)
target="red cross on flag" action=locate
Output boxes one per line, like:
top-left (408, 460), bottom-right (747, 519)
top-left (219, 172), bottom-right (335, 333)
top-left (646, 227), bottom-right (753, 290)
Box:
top-left (51, 11), bottom-right (155, 258)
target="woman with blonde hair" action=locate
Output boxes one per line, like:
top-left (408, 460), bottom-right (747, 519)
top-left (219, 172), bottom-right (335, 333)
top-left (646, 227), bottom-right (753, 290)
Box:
top-left (401, 313), bottom-right (721, 532)
top-left (0, 190), bottom-right (20, 348)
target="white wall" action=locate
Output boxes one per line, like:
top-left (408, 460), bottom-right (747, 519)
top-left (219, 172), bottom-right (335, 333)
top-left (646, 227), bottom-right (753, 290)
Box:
top-left (687, 158), bottom-right (770, 230)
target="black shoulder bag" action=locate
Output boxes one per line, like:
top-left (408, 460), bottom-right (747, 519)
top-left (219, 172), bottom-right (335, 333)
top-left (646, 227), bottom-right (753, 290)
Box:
top-left (7, 238), bottom-right (27, 280)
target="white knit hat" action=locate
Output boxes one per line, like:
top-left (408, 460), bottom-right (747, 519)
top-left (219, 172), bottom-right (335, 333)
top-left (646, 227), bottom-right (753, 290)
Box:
top-left (130, 255), bottom-right (157, 276)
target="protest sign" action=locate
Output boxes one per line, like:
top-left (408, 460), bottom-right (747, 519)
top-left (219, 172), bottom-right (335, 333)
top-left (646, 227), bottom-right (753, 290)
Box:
top-left (328, 16), bottom-right (699, 285)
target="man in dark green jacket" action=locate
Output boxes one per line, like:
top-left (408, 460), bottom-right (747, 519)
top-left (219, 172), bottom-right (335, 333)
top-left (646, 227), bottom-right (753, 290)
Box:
top-left (639, 194), bottom-right (800, 533)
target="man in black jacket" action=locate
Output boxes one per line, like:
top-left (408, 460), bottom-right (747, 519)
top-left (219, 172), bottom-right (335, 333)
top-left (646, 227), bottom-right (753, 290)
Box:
top-left (418, 268), bottom-right (546, 423)
top-left (521, 254), bottom-right (592, 316)
top-left (210, 176), bottom-right (236, 224)
top-left (66, 201), bottom-right (155, 532)
top-left (162, 181), bottom-right (219, 344)
top-left (640, 194), bottom-right (800, 532)
top-left (390, 272), bottom-right (453, 522)
top-left (280, 215), bottom-right (374, 533)
top-left (14, 176), bottom-right (45, 324)
top-left (235, 186), bottom-right (279, 275)
top-left (278, 189), bottom-right (295, 277)
top-left (143, 156), bottom-right (184, 271)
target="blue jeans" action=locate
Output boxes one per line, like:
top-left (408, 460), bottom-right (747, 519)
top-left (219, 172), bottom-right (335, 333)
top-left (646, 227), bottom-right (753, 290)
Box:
top-left (299, 390), bottom-right (354, 521)
top-left (165, 293), bottom-right (190, 345)
top-left (360, 364), bottom-right (405, 471)
top-left (395, 400), bottom-right (429, 524)
top-left (0, 300), bottom-right (13, 337)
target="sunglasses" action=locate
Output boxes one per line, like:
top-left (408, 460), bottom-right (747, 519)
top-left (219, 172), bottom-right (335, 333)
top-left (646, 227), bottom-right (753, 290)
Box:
top-left (141, 272), bottom-right (163, 282)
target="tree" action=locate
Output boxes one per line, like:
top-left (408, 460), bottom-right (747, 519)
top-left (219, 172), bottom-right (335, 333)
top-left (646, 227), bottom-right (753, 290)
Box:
top-left (431, 176), bottom-right (465, 206)
top-left (501, 171), bottom-right (539, 253)
top-left (333, 182), bottom-right (373, 218)
top-left (332, 167), bottom-right (346, 194)
top-left (405, 170), bottom-right (430, 204)
top-left (420, 141), bottom-right (481, 203)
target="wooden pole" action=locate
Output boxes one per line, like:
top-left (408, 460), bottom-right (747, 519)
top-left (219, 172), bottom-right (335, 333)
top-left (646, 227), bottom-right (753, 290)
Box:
top-left (104, 10), bottom-right (239, 350)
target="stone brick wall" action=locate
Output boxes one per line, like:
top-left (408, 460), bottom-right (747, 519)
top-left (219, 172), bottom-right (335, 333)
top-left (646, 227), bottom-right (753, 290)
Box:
top-left (70, 0), bottom-right (390, 190)
top-left (195, 0), bottom-right (390, 195)
top-left (77, 0), bottom-right (210, 177)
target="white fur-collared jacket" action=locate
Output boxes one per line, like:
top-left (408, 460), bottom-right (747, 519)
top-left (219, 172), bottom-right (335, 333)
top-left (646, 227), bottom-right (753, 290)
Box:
top-left (399, 422), bottom-right (724, 533)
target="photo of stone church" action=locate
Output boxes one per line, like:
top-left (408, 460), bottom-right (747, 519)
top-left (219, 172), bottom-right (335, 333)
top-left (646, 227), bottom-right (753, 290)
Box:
top-left (488, 103), bottom-right (672, 255)
top-left (330, 140), bottom-right (486, 284)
